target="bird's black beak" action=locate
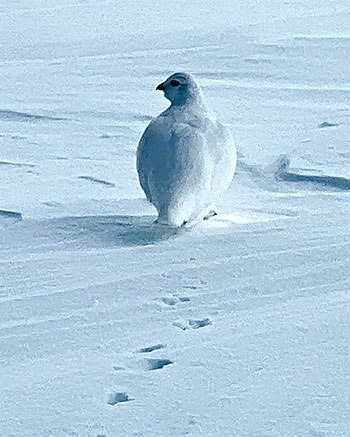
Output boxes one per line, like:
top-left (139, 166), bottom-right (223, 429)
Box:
top-left (156, 83), bottom-right (165, 91)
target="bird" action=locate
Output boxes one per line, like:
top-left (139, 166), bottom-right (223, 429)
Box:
top-left (136, 72), bottom-right (236, 227)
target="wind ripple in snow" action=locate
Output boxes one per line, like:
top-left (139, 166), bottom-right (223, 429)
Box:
top-left (0, 210), bottom-right (22, 220)
top-left (0, 109), bottom-right (66, 122)
top-left (0, 210), bottom-right (22, 228)
top-left (78, 176), bottom-right (115, 187)
top-left (274, 156), bottom-right (350, 191)
top-left (240, 156), bottom-right (350, 192)
top-left (0, 160), bottom-right (35, 168)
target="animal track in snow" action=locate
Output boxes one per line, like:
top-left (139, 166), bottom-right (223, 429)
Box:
top-left (107, 392), bottom-right (132, 405)
top-left (138, 344), bottom-right (166, 353)
top-left (189, 318), bottom-right (213, 329)
top-left (42, 201), bottom-right (61, 207)
top-left (318, 121), bottom-right (339, 128)
top-left (112, 366), bottom-right (126, 371)
top-left (144, 358), bottom-right (173, 371)
top-left (173, 318), bottom-right (213, 331)
top-left (160, 297), bottom-right (177, 306)
top-left (112, 352), bottom-right (171, 373)
top-left (158, 296), bottom-right (191, 306)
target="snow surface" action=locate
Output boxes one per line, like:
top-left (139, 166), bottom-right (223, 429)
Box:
top-left (0, 1), bottom-right (349, 436)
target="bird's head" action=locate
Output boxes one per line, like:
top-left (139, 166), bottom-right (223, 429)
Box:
top-left (156, 72), bottom-right (204, 107)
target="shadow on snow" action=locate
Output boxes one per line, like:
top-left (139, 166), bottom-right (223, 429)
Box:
top-left (0, 215), bottom-right (186, 251)
top-left (52, 215), bottom-right (185, 248)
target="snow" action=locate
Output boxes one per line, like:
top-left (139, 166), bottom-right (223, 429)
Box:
top-left (1, 1), bottom-right (349, 436)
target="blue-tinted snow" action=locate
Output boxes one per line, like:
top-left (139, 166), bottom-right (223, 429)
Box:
top-left (0, 1), bottom-right (349, 436)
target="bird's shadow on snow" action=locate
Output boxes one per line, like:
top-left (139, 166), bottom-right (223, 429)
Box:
top-left (51, 214), bottom-right (185, 248)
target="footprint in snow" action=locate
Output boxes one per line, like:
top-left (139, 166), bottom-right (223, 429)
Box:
top-left (112, 365), bottom-right (126, 371)
top-left (143, 358), bottom-right (173, 371)
top-left (158, 296), bottom-right (191, 306)
top-left (112, 349), bottom-right (173, 373)
top-left (318, 121), bottom-right (339, 129)
top-left (138, 343), bottom-right (166, 353)
top-left (107, 392), bottom-right (133, 405)
top-left (173, 318), bottom-right (213, 331)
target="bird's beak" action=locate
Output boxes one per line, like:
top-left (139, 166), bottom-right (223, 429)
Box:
top-left (156, 83), bottom-right (165, 91)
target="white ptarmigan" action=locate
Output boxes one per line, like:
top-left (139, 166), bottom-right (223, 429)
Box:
top-left (137, 72), bottom-right (236, 227)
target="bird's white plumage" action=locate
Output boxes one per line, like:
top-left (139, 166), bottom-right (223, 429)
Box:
top-left (137, 72), bottom-right (236, 227)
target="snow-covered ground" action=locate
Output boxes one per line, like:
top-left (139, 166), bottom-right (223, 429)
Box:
top-left (0, 1), bottom-right (349, 436)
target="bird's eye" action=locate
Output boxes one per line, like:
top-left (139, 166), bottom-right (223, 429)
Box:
top-left (170, 80), bottom-right (180, 87)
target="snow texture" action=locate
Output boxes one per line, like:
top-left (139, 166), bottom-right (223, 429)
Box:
top-left (0, 1), bottom-right (349, 436)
